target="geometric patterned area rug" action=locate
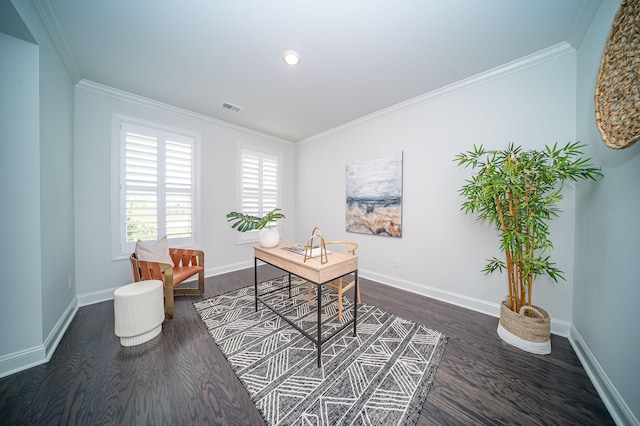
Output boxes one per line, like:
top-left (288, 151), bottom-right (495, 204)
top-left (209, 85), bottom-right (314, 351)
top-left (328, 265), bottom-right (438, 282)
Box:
top-left (194, 275), bottom-right (447, 426)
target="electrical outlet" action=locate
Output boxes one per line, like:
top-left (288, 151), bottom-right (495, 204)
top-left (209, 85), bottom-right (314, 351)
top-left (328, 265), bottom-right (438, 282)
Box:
top-left (68, 276), bottom-right (73, 290)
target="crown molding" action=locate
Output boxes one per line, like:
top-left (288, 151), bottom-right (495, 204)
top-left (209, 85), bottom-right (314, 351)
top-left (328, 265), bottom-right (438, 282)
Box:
top-left (300, 42), bottom-right (575, 144)
top-left (76, 80), bottom-right (295, 145)
top-left (31, 0), bottom-right (81, 84)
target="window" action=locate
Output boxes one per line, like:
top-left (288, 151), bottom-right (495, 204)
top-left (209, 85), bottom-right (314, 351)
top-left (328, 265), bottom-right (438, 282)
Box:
top-left (114, 121), bottom-right (197, 256)
top-left (238, 148), bottom-right (279, 241)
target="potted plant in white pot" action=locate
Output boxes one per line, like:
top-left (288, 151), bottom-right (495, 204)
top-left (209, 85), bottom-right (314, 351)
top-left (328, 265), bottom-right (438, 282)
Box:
top-left (454, 142), bottom-right (602, 354)
top-left (226, 208), bottom-right (285, 248)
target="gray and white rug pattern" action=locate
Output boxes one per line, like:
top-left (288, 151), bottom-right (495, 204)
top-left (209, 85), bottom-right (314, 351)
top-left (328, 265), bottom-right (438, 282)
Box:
top-left (194, 276), bottom-right (447, 426)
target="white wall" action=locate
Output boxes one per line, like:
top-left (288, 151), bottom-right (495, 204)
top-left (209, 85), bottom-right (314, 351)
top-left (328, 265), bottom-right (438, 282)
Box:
top-left (73, 82), bottom-right (296, 303)
top-left (0, 31), bottom-right (42, 358)
top-left (26, 2), bottom-right (76, 348)
top-left (575, 1), bottom-right (640, 424)
top-left (296, 47), bottom-right (579, 330)
top-left (1, 0), bottom-right (76, 376)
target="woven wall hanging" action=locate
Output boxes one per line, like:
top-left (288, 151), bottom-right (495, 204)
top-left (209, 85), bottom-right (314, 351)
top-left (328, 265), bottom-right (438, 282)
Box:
top-left (594, 0), bottom-right (640, 149)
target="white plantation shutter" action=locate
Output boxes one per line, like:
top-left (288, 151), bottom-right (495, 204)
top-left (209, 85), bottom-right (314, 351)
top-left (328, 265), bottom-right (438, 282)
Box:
top-left (124, 126), bottom-right (159, 242)
top-left (241, 149), bottom-right (279, 228)
top-left (262, 156), bottom-right (278, 215)
top-left (120, 122), bottom-right (195, 252)
top-left (241, 152), bottom-right (260, 217)
top-left (165, 136), bottom-right (193, 240)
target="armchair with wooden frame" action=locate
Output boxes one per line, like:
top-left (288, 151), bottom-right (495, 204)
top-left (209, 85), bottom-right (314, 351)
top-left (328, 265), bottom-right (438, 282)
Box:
top-left (130, 248), bottom-right (205, 319)
top-left (307, 241), bottom-right (360, 321)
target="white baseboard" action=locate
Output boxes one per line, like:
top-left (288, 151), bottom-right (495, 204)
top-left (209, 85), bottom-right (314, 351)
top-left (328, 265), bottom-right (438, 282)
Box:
top-left (360, 269), bottom-right (571, 337)
top-left (0, 297), bottom-right (77, 379)
top-left (2, 264), bottom-right (630, 426)
top-left (1, 264), bottom-right (256, 378)
top-left (76, 263), bottom-right (254, 308)
top-left (569, 326), bottom-right (639, 426)
top-left (0, 345), bottom-right (46, 379)
top-left (77, 286), bottom-right (120, 307)
top-left (44, 298), bottom-right (78, 358)
top-left (207, 261), bottom-right (253, 277)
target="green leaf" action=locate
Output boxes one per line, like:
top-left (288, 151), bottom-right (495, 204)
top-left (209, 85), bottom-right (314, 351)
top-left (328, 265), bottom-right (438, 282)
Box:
top-left (226, 208), bottom-right (285, 232)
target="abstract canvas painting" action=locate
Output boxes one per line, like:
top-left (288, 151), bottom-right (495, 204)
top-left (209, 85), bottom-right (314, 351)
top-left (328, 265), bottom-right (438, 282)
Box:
top-left (346, 151), bottom-right (403, 237)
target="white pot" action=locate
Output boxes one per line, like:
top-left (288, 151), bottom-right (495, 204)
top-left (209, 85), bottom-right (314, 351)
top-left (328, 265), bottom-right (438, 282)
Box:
top-left (258, 228), bottom-right (280, 248)
top-left (497, 323), bottom-right (551, 355)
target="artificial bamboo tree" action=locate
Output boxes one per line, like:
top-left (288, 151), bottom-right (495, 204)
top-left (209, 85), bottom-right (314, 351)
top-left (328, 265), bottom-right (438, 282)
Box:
top-left (454, 142), bottom-right (602, 314)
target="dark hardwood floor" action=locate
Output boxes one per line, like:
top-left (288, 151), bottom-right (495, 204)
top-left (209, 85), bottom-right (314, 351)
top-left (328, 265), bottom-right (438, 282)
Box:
top-left (1, 266), bottom-right (614, 425)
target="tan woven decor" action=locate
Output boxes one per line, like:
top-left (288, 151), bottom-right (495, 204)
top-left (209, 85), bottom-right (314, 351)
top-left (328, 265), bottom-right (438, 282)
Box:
top-left (595, 0), bottom-right (640, 149)
top-left (499, 300), bottom-right (550, 343)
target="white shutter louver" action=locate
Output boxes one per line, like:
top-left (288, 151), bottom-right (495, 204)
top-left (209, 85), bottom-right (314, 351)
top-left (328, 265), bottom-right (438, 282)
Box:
top-left (119, 122), bottom-right (196, 252)
top-left (262, 156), bottom-right (278, 227)
top-left (124, 129), bottom-right (159, 242)
top-left (242, 152), bottom-right (260, 217)
top-left (166, 138), bottom-right (193, 239)
top-left (240, 149), bottom-right (279, 227)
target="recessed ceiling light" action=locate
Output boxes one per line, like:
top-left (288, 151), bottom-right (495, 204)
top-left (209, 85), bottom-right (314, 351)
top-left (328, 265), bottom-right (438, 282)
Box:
top-left (282, 50), bottom-right (301, 66)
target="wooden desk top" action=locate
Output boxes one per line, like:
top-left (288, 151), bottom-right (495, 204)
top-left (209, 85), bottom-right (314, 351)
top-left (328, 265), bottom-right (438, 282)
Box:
top-left (254, 242), bottom-right (358, 284)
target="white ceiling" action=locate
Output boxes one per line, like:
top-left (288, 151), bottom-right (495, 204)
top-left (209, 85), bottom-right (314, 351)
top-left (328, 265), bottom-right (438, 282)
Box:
top-left (41, 0), bottom-right (600, 141)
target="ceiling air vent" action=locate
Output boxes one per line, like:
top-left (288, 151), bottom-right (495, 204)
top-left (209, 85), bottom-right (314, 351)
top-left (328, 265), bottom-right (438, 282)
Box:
top-left (221, 102), bottom-right (243, 113)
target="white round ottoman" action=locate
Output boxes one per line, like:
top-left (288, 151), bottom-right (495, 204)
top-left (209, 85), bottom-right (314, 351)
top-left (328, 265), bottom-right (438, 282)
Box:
top-left (114, 280), bottom-right (164, 346)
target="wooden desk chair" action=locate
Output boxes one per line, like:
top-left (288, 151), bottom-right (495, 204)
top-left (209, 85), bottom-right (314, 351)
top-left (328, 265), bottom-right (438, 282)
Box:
top-left (130, 248), bottom-right (204, 319)
top-left (307, 241), bottom-right (360, 321)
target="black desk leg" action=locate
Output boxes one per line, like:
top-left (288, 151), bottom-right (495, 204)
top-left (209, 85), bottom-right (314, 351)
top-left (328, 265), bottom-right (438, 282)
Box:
top-left (254, 257), bottom-right (258, 312)
top-left (353, 270), bottom-right (358, 336)
top-left (317, 282), bottom-right (322, 367)
top-left (288, 272), bottom-right (292, 298)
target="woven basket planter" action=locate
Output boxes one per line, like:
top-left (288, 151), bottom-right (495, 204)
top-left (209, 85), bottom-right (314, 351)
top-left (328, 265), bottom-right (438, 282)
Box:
top-left (497, 299), bottom-right (551, 355)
